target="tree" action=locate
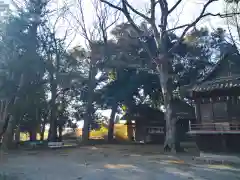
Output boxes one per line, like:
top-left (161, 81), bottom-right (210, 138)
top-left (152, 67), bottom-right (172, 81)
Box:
top-left (0, 0), bottom-right (47, 148)
top-left (225, 0), bottom-right (240, 49)
top-left (67, 0), bottom-right (120, 142)
top-left (100, 0), bottom-right (239, 152)
top-left (0, 0), bottom-right (81, 146)
top-left (39, 22), bottom-right (87, 141)
top-left (95, 24), bottom-right (217, 142)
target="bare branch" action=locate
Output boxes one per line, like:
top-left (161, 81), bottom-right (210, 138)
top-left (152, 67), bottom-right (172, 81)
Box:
top-left (168, 0), bottom-right (182, 14)
top-left (99, 0), bottom-right (123, 11)
top-left (179, 0), bottom-right (218, 39)
top-left (159, 0), bottom-right (168, 33)
top-left (150, 0), bottom-right (155, 21)
top-left (167, 24), bottom-right (190, 32)
top-left (168, 0), bottom-right (218, 53)
top-left (123, 0), bottom-right (151, 21)
top-left (167, 12), bottom-right (240, 32)
top-left (100, 0), bottom-right (143, 34)
top-left (171, 1), bottom-right (187, 31)
top-left (93, 0), bottom-right (120, 44)
top-left (77, 0), bottom-right (92, 44)
top-left (121, 0), bottom-right (143, 34)
top-left (203, 12), bottom-right (240, 18)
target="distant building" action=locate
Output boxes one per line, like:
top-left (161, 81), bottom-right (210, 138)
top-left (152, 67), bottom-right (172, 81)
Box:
top-left (121, 99), bottom-right (195, 144)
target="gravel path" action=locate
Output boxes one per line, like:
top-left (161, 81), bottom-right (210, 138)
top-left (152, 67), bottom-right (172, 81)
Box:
top-left (1, 145), bottom-right (240, 180)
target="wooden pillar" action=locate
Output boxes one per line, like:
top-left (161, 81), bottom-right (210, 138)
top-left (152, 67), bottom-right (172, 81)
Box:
top-left (195, 99), bottom-right (201, 124)
top-left (127, 119), bottom-right (133, 141)
top-left (211, 100), bottom-right (215, 123)
top-left (227, 96), bottom-right (231, 122)
top-left (221, 134), bottom-right (227, 152)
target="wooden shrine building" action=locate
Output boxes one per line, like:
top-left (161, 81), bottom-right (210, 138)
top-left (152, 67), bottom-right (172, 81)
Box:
top-left (122, 99), bottom-right (195, 144)
top-left (187, 48), bottom-right (240, 152)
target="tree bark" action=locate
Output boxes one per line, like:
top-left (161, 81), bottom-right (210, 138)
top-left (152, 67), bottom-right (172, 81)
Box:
top-left (2, 116), bottom-right (14, 149)
top-left (58, 125), bottom-right (63, 142)
top-left (127, 119), bottom-right (134, 141)
top-left (108, 103), bottom-right (117, 142)
top-left (0, 115), bottom-right (9, 143)
top-left (157, 61), bottom-right (176, 153)
top-left (2, 73), bottom-right (24, 149)
top-left (82, 63), bottom-right (97, 143)
top-left (49, 76), bottom-right (58, 142)
top-left (40, 120), bottom-right (46, 141)
top-left (29, 129), bottom-right (37, 142)
top-left (14, 125), bottom-right (20, 147)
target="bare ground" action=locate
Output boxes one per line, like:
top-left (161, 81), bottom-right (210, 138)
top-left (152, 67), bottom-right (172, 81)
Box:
top-left (1, 145), bottom-right (240, 180)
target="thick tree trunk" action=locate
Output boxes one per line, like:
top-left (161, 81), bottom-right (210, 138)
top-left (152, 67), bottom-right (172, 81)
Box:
top-left (157, 62), bottom-right (176, 153)
top-left (49, 78), bottom-right (58, 142)
top-left (82, 113), bottom-right (90, 143)
top-left (58, 125), bottom-right (63, 142)
top-left (2, 116), bottom-right (14, 150)
top-left (14, 125), bottom-right (20, 147)
top-left (108, 103), bottom-right (117, 142)
top-left (82, 63), bottom-right (97, 143)
top-left (0, 115), bottom-right (9, 144)
top-left (40, 121), bottom-right (46, 141)
top-left (2, 75), bottom-right (24, 149)
top-left (29, 130), bottom-right (37, 142)
top-left (127, 119), bottom-right (134, 141)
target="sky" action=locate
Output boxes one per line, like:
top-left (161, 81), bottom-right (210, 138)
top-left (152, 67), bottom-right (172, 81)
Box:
top-left (25, 0), bottom-right (227, 49)
top-left (1, 0), bottom-right (229, 47)
top-left (66, 0), bottom-right (227, 48)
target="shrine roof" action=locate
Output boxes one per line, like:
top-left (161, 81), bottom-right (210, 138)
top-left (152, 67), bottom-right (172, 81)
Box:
top-left (192, 76), bottom-right (240, 92)
top-left (191, 50), bottom-right (240, 92)
top-left (121, 98), bottom-right (195, 121)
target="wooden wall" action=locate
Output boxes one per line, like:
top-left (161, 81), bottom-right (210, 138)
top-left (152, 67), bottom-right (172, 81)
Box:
top-left (198, 96), bottom-right (240, 123)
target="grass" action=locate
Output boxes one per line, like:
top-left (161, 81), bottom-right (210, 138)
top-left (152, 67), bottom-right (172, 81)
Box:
top-left (90, 124), bottom-right (130, 141)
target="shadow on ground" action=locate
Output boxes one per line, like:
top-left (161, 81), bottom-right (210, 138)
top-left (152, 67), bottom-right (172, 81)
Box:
top-left (1, 145), bottom-right (240, 180)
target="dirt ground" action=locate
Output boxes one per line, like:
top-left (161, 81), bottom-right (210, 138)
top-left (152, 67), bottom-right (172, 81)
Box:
top-left (1, 145), bottom-right (240, 180)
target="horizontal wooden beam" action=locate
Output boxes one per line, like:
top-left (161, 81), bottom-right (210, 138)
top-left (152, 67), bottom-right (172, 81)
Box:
top-left (188, 131), bottom-right (240, 134)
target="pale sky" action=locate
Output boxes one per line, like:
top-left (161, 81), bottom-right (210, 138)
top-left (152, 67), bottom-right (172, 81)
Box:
top-left (47, 0), bottom-right (229, 48)
top-left (2, 0), bottom-right (230, 48)
top-left (64, 0), bottom-right (227, 48)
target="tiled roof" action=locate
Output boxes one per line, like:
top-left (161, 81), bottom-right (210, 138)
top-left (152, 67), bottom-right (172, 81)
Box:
top-left (190, 50), bottom-right (240, 92)
top-left (192, 76), bottom-right (240, 92)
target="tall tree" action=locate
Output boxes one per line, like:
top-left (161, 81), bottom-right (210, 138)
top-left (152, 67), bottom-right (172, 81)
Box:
top-left (100, 0), bottom-right (238, 152)
top-left (67, 0), bottom-right (119, 142)
top-left (0, 0), bottom-right (48, 148)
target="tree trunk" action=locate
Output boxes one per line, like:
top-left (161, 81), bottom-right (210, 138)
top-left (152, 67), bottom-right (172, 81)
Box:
top-left (82, 113), bottom-right (89, 142)
top-left (40, 121), bottom-right (46, 141)
top-left (157, 62), bottom-right (176, 153)
top-left (2, 116), bottom-right (14, 150)
top-left (47, 126), bottom-right (51, 141)
top-left (82, 63), bottom-right (97, 143)
top-left (108, 103), bottom-right (117, 142)
top-left (29, 128), bottom-right (37, 141)
top-left (14, 125), bottom-right (20, 147)
top-left (0, 115), bottom-right (9, 144)
top-left (58, 125), bottom-right (63, 142)
top-left (49, 78), bottom-right (58, 142)
top-left (2, 74), bottom-right (25, 149)
top-left (127, 119), bottom-right (134, 141)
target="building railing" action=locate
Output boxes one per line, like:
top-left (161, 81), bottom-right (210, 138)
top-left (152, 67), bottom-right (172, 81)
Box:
top-left (146, 126), bottom-right (164, 134)
top-left (188, 122), bottom-right (240, 134)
